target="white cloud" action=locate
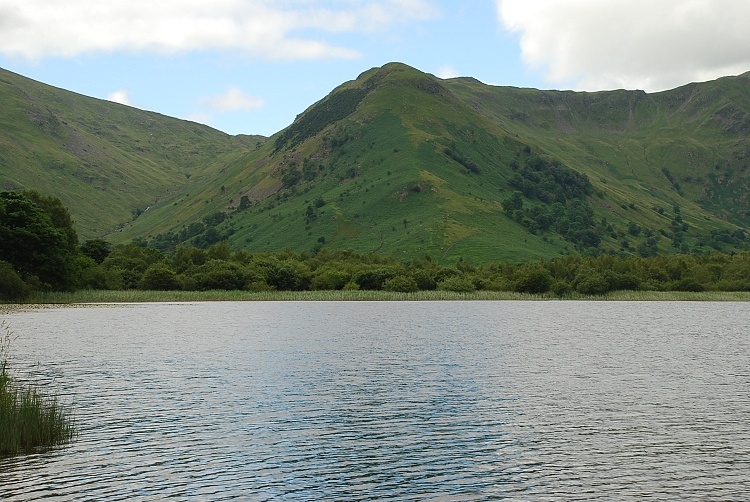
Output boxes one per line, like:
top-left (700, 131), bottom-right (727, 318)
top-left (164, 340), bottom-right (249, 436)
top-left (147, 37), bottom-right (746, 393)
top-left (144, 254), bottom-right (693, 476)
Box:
top-left (435, 65), bottom-right (459, 79)
top-left (0, 0), bottom-right (437, 61)
top-left (107, 89), bottom-right (132, 106)
top-left (201, 87), bottom-right (264, 112)
top-left (497, 0), bottom-right (750, 91)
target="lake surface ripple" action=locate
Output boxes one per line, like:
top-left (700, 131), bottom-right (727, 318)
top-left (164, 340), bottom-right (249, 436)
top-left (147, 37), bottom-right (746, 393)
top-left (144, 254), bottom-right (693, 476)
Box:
top-left (1, 301), bottom-right (749, 500)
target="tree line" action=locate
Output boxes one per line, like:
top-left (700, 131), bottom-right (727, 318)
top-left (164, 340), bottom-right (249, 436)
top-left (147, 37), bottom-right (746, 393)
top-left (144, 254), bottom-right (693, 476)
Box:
top-left (2, 190), bottom-right (750, 300)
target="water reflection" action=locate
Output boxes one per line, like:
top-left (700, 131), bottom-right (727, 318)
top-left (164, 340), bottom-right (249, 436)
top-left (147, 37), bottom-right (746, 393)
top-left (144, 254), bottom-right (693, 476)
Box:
top-left (1, 301), bottom-right (749, 500)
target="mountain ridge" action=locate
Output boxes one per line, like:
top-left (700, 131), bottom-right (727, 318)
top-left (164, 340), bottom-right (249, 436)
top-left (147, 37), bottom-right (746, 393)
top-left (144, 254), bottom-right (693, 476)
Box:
top-left (2, 62), bottom-right (749, 262)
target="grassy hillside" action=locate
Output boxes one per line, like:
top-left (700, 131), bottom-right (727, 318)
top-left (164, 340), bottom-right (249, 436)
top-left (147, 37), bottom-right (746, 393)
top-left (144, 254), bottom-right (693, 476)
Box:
top-left (0, 68), bottom-right (262, 239)
top-left (446, 73), bottom-right (750, 226)
top-left (3, 63), bottom-right (749, 263)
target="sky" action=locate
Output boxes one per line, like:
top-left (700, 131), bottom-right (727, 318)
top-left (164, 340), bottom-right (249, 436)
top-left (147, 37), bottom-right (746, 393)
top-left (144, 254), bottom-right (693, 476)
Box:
top-left (2, 0), bottom-right (750, 137)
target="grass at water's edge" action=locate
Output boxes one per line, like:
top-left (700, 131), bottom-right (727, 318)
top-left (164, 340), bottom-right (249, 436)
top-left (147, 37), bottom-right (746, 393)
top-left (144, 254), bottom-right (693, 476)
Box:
top-left (0, 322), bottom-right (76, 457)
top-left (8, 289), bottom-right (750, 305)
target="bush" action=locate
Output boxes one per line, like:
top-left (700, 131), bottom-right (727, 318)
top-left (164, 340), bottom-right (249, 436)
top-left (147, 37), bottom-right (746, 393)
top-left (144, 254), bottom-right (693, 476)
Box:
top-left (410, 269), bottom-right (437, 290)
top-left (0, 261), bottom-right (29, 301)
top-left (353, 267), bottom-right (397, 290)
top-left (437, 276), bottom-right (476, 293)
top-left (575, 274), bottom-right (611, 295)
top-left (311, 269), bottom-right (351, 290)
top-left (383, 275), bottom-right (420, 293)
top-left (550, 280), bottom-right (573, 296)
top-left (265, 261), bottom-right (310, 291)
top-left (140, 265), bottom-right (181, 291)
top-left (669, 278), bottom-right (705, 292)
top-left (188, 260), bottom-right (247, 290)
top-left (513, 266), bottom-right (552, 294)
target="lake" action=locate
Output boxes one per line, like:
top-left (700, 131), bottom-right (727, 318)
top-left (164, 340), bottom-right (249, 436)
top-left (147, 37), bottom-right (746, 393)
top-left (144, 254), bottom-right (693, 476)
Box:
top-left (1, 301), bottom-right (749, 500)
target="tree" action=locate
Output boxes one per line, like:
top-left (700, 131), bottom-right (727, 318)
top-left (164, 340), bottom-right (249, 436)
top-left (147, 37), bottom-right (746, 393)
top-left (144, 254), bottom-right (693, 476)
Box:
top-left (0, 260), bottom-right (29, 300)
top-left (383, 275), bottom-right (420, 293)
top-left (22, 190), bottom-right (78, 253)
top-left (513, 265), bottom-right (552, 294)
top-left (80, 239), bottom-right (111, 264)
top-left (0, 191), bottom-right (77, 291)
top-left (140, 265), bottom-right (181, 291)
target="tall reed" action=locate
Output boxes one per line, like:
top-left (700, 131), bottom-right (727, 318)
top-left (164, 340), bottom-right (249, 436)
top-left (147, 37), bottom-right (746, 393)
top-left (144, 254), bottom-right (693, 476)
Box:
top-left (0, 321), bottom-right (76, 456)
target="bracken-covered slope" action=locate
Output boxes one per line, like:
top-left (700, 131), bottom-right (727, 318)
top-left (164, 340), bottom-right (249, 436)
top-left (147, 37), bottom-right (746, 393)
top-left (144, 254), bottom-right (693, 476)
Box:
top-left (3, 63), bottom-right (750, 263)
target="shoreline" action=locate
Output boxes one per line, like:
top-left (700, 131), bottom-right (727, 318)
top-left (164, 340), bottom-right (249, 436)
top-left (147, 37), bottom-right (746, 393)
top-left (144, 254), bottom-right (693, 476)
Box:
top-left (3, 289), bottom-right (750, 306)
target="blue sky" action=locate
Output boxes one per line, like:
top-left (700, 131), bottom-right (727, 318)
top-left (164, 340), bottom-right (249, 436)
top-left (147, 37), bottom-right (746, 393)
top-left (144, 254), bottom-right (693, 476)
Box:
top-left (2, 1), bottom-right (750, 137)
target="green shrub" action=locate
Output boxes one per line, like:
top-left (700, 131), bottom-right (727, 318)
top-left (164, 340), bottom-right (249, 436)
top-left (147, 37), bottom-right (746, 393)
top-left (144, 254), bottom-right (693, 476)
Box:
top-left (383, 275), bottom-right (420, 293)
top-left (140, 265), bottom-right (181, 291)
top-left (669, 278), bottom-right (705, 292)
top-left (513, 266), bottom-right (552, 294)
top-left (550, 279), bottom-right (573, 296)
top-left (353, 267), bottom-right (397, 290)
top-left (188, 260), bottom-right (247, 290)
top-left (311, 269), bottom-right (351, 290)
top-left (575, 274), bottom-right (611, 295)
top-left (0, 261), bottom-right (29, 301)
top-left (437, 276), bottom-right (476, 293)
top-left (265, 262), bottom-right (311, 291)
top-left (342, 281), bottom-right (360, 290)
top-left (410, 269), bottom-right (437, 290)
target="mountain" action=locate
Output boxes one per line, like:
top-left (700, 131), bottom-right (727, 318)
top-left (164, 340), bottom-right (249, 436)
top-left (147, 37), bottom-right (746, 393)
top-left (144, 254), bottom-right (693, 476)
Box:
top-left (0, 67), bottom-right (263, 238)
top-left (2, 63), bottom-right (749, 263)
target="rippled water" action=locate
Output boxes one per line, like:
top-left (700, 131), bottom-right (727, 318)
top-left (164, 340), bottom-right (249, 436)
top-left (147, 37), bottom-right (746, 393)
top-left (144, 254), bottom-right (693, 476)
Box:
top-left (1, 301), bottom-right (749, 500)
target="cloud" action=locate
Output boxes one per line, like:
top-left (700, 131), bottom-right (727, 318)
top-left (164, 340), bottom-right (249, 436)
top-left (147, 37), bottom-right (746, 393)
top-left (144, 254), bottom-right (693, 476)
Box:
top-left (107, 89), bottom-right (132, 106)
top-left (435, 65), bottom-right (460, 79)
top-left (201, 87), bottom-right (264, 112)
top-left (0, 0), bottom-right (437, 61)
top-left (497, 0), bottom-right (750, 91)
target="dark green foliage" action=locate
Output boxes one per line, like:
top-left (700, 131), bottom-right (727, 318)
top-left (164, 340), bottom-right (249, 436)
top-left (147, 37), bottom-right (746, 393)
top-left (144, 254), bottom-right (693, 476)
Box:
top-left (21, 190), bottom-right (78, 253)
top-left (311, 268), bottom-right (350, 290)
top-left (383, 275), bottom-right (420, 292)
top-left (575, 274), bottom-right (611, 295)
top-left (274, 87), bottom-right (368, 151)
top-left (202, 211), bottom-right (226, 227)
top-left (0, 191), bottom-right (77, 291)
top-left (513, 265), bottom-right (553, 294)
top-left (353, 267), bottom-right (397, 291)
top-left (140, 265), bottom-right (181, 291)
top-left (509, 155), bottom-right (592, 203)
top-left (238, 196), bottom-right (252, 211)
top-left (670, 278), bottom-right (705, 292)
top-left (410, 268), bottom-right (437, 290)
top-left (501, 152), bottom-right (600, 249)
top-left (80, 239), bottom-right (111, 264)
top-left (262, 259), bottom-right (310, 291)
top-left (502, 191), bottom-right (524, 215)
top-left (0, 261), bottom-right (29, 301)
top-left (437, 275), bottom-right (476, 293)
top-left (185, 260), bottom-right (247, 291)
top-left (100, 244), bottom-right (164, 289)
top-left (29, 240), bottom-right (750, 296)
top-left (443, 145), bottom-right (481, 173)
top-left (282, 164), bottom-right (302, 188)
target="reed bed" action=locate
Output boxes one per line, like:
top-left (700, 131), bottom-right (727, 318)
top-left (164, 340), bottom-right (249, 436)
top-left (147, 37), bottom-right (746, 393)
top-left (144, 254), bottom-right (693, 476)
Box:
top-left (0, 322), bottom-right (76, 456)
top-left (17, 289), bottom-right (750, 304)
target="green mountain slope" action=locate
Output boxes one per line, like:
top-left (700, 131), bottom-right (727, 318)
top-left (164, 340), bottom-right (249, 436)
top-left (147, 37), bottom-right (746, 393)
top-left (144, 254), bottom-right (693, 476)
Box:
top-left (0, 68), bottom-right (262, 239)
top-left (445, 72), bottom-right (750, 225)
top-left (3, 63), bottom-right (749, 263)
